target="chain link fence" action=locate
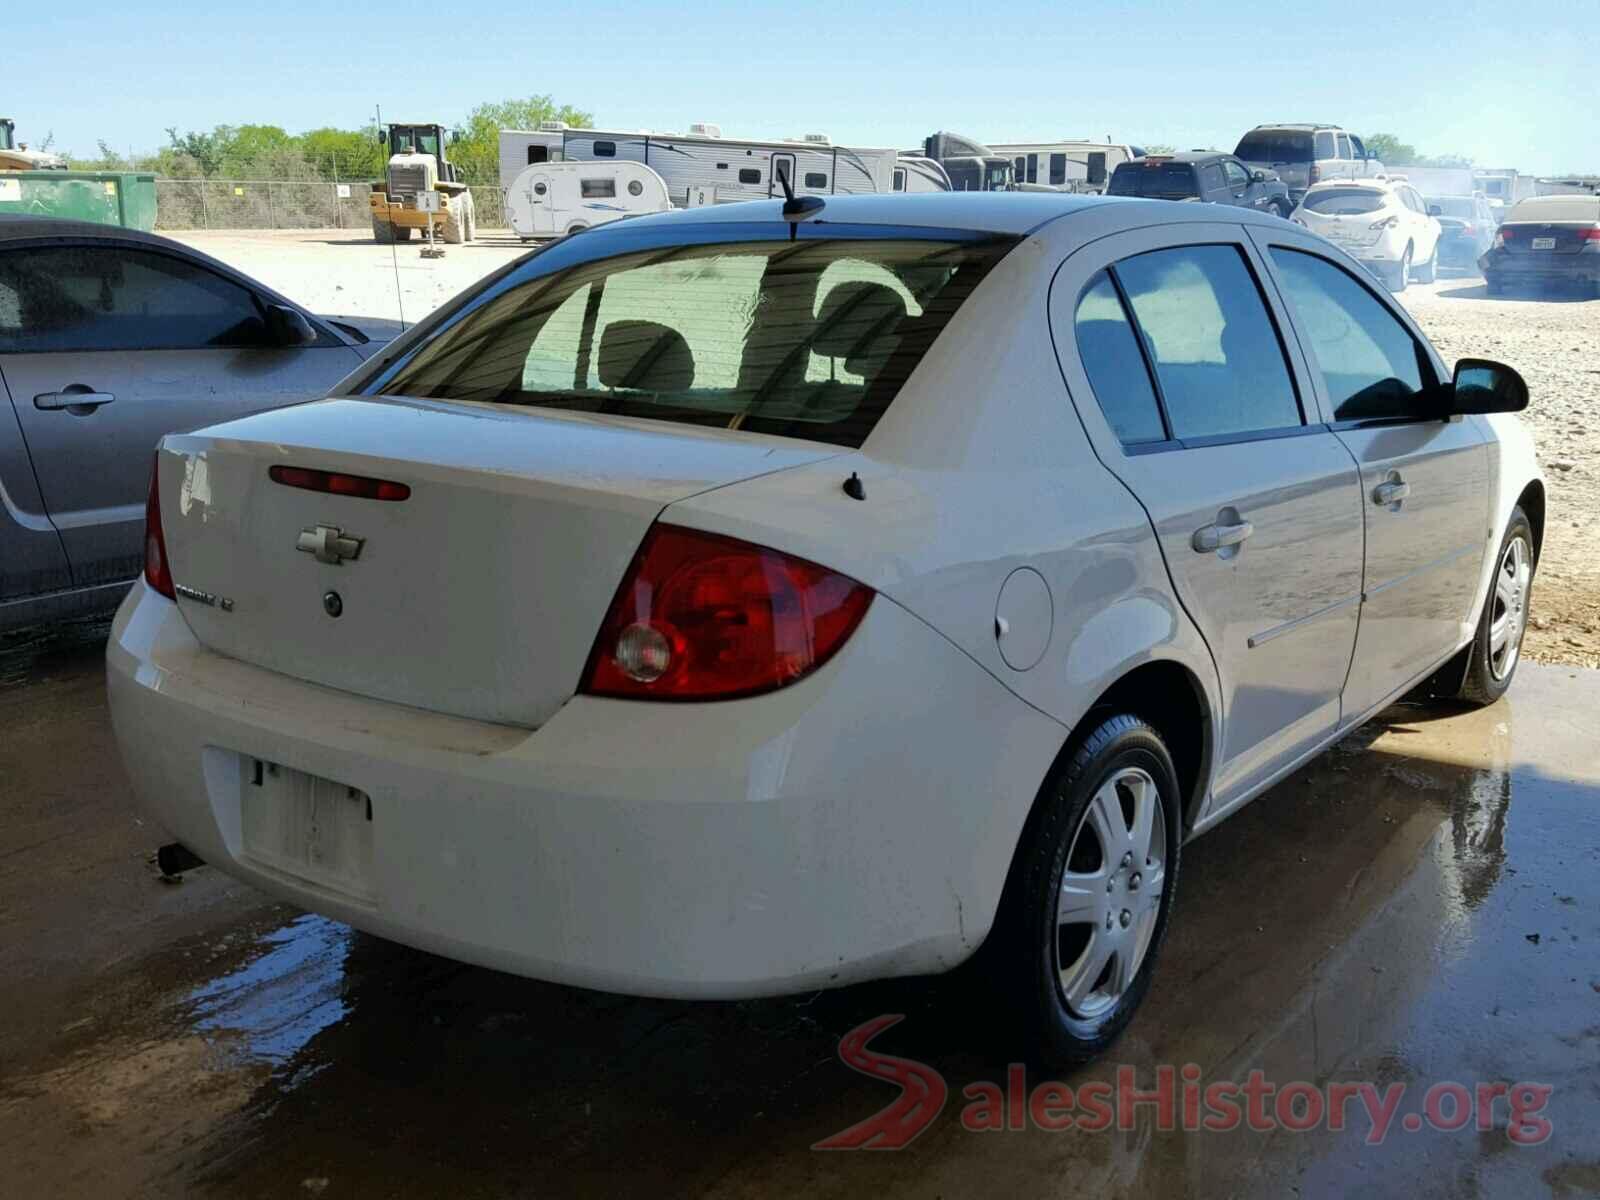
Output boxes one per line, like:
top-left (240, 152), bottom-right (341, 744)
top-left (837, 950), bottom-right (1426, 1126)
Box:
top-left (154, 180), bottom-right (506, 231)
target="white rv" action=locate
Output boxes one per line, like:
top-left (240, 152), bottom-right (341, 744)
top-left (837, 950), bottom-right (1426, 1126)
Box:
top-left (506, 161), bottom-right (672, 240)
top-left (985, 139), bottom-right (1144, 193)
top-left (498, 123), bottom-right (898, 206)
top-left (893, 155), bottom-right (953, 193)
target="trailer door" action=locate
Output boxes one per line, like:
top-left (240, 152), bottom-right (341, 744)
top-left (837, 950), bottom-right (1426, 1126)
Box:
top-left (769, 153), bottom-right (795, 197)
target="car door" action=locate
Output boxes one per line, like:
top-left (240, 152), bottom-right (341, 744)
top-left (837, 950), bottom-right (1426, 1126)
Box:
top-left (0, 239), bottom-right (364, 588)
top-left (1251, 230), bottom-right (1490, 719)
top-left (1050, 223), bottom-right (1366, 811)
top-left (1221, 158), bottom-right (1262, 211)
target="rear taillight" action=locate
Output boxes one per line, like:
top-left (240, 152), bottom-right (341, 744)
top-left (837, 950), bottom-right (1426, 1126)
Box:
top-left (143, 456), bottom-right (175, 600)
top-left (1460, 223), bottom-right (1476, 236)
top-left (1309, 165), bottom-right (1321, 185)
top-left (1580, 225), bottom-right (1600, 242)
top-left (580, 524), bottom-right (874, 701)
top-left (1370, 215), bottom-right (1399, 230)
top-left (1493, 227), bottom-right (1514, 249)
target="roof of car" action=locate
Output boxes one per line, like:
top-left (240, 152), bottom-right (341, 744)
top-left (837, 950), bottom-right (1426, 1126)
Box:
top-left (0, 214), bottom-right (180, 246)
top-left (1248, 124), bottom-right (1341, 132)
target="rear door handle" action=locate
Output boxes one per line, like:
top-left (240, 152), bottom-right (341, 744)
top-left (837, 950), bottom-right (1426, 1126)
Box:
top-left (1191, 520), bottom-right (1254, 553)
top-left (1373, 480), bottom-right (1411, 507)
top-left (34, 389), bottom-right (115, 413)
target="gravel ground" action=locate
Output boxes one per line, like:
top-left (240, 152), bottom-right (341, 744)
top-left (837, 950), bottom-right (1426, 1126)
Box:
top-left (1398, 276), bottom-right (1600, 669)
top-left (172, 232), bottom-right (1600, 668)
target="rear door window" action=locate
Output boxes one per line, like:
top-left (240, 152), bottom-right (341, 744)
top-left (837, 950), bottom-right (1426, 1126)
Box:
top-left (1267, 247), bottom-right (1432, 421)
top-left (374, 234), bottom-right (1017, 449)
top-left (1314, 132), bottom-right (1337, 159)
top-left (1113, 245), bottom-right (1303, 440)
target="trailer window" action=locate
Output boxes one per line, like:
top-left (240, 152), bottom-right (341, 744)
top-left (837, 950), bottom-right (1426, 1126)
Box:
top-left (1049, 154), bottom-right (1066, 186)
top-left (893, 168), bottom-right (906, 191)
top-left (593, 141), bottom-right (617, 158)
top-left (805, 172), bottom-right (828, 189)
top-left (580, 178), bottom-right (618, 198)
top-left (738, 168), bottom-right (761, 184)
top-left (375, 234), bottom-right (1018, 449)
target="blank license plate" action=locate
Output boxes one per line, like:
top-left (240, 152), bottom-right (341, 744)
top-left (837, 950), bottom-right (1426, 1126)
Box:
top-left (240, 760), bottom-right (376, 902)
top-left (1531, 237), bottom-right (1556, 250)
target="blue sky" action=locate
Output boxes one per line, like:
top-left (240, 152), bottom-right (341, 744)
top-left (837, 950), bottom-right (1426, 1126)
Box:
top-left (9, 0), bottom-right (1593, 175)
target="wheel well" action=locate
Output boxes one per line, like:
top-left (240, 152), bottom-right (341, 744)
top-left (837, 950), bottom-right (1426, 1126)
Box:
top-left (1082, 661), bottom-right (1211, 830)
top-left (1516, 480), bottom-right (1545, 563)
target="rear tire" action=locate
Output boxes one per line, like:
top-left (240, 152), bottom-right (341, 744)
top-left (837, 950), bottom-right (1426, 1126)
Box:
top-left (371, 216), bottom-right (394, 243)
top-left (393, 225), bottom-right (412, 242)
top-left (1387, 244), bottom-right (1413, 292)
top-left (985, 714), bottom-right (1182, 1066)
top-left (1271, 198), bottom-right (1294, 220)
top-left (442, 196), bottom-right (468, 245)
top-left (1456, 507), bottom-right (1535, 705)
top-left (1416, 245), bottom-right (1438, 284)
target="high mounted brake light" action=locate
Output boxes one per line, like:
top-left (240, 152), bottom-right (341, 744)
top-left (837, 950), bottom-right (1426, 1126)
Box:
top-left (270, 465), bottom-right (411, 501)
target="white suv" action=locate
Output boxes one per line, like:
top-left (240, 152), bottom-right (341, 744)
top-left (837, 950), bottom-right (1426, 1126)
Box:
top-left (1293, 177), bottom-right (1442, 292)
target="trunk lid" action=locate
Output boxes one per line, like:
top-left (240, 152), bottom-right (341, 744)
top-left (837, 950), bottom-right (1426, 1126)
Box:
top-left (156, 396), bottom-right (838, 727)
top-left (1502, 222), bottom-right (1591, 256)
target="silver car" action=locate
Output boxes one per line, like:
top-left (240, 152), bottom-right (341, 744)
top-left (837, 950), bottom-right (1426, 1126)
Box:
top-left (0, 217), bottom-right (395, 630)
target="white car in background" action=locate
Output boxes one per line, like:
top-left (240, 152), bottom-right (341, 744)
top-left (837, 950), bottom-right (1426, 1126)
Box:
top-left (1293, 177), bottom-right (1442, 291)
top-left (109, 194), bottom-right (1542, 1065)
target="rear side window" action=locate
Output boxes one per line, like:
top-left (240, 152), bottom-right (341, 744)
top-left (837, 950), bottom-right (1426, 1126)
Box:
top-left (1268, 248), bottom-right (1430, 421)
top-left (1114, 245), bottom-right (1302, 440)
top-left (1314, 132), bottom-right (1337, 159)
top-left (1234, 131), bottom-right (1313, 163)
top-left (374, 235), bottom-right (1016, 449)
top-left (1073, 272), bottom-right (1167, 445)
top-left (0, 244), bottom-right (271, 353)
top-left (1200, 164), bottom-right (1226, 193)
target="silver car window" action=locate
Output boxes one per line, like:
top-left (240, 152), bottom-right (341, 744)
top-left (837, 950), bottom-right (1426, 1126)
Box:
top-left (1073, 271), bottom-right (1168, 446)
top-left (1114, 245), bottom-right (1303, 440)
top-left (1267, 247), bottom-right (1432, 422)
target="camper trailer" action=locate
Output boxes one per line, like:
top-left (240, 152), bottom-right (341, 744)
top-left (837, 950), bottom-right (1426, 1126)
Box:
top-left (499, 123), bottom-right (897, 206)
top-left (892, 155), bottom-right (953, 193)
top-left (506, 161), bottom-right (671, 240)
top-left (985, 139), bottom-right (1144, 193)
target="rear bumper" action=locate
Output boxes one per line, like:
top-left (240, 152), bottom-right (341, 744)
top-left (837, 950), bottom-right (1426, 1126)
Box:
top-left (1481, 249), bottom-right (1600, 286)
top-left (107, 580), bottom-right (1065, 999)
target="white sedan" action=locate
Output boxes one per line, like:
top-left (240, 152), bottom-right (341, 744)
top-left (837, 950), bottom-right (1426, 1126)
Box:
top-left (109, 193), bottom-right (1542, 1064)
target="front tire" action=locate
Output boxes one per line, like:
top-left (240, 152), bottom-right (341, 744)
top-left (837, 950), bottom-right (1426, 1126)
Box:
top-left (988, 714), bottom-right (1182, 1065)
top-left (1456, 507), bottom-right (1535, 705)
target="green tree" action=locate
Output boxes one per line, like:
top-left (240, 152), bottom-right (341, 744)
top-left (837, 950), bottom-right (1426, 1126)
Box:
top-left (448, 95), bottom-right (595, 184)
top-left (300, 126), bottom-right (386, 181)
top-left (1142, 144), bottom-right (1176, 156)
top-left (1363, 133), bottom-right (1417, 164)
top-left (1417, 152), bottom-right (1474, 169)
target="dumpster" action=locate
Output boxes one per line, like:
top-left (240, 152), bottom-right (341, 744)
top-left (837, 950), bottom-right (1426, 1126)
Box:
top-left (0, 171), bottom-right (157, 230)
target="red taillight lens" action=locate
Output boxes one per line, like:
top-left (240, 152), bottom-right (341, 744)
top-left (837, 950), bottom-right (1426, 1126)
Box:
top-left (1370, 215), bottom-right (1399, 231)
top-left (1580, 225), bottom-right (1600, 242)
top-left (1460, 223), bottom-right (1476, 235)
top-left (269, 465), bottom-right (410, 501)
top-left (143, 457), bottom-right (175, 599)
top-left (581, 525), bottom-right (874, 701)
top-left (1308, 165), bottom-right (1321, 185)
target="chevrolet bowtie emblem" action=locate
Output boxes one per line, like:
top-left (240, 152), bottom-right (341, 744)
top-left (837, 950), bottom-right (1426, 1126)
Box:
top-left (296, 524), bottom-right (364, 565)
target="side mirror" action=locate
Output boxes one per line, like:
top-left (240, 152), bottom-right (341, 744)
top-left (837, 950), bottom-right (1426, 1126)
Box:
top-left (1250, 169), bottom-right (1268, 183)
top-left (265, 303), bottom-right (319, 348)
top-left (1427, 204), bottom-right (1442, 216)
top-left (1451, 358), bottom-right (1528, 414)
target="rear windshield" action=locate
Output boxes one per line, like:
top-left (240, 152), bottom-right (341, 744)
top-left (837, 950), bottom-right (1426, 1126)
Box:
top-left (1506, 197), bottom-right (1600, 223)
top-left (1302, 187), bottom-right (1387, 215)
top-left (1107, 162), bottom-right (1198, 199)
top-left (1234, 131), bottom-right (1314, 163)
top-left (1428, 196), bottom-right (1475, 218)
top-left (372, 235), bottom-right (1015, 448)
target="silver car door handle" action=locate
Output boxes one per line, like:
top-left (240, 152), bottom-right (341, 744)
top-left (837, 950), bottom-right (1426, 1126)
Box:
top-left (1373, 480), bottom-right (1411, 506)
top-left (1191, 520), bottom-right (1254, 553)
top-left (34, 390), bottom-right (116, 412)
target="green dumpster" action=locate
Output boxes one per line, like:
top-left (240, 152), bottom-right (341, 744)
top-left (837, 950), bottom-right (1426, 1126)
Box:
top-left (0, 171), bottom-right (157, 230)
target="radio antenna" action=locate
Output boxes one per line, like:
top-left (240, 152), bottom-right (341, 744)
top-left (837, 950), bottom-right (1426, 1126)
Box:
top-left (376, 102), bottom-right (406, 330)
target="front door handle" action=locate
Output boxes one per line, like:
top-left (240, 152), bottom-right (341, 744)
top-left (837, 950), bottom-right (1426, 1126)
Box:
top-left (1373, 479), bottom-right (1411, 507)
top-left (1192, 519), bottom-right (1254, 554)
top-left (34, 388), bottom-right (115, 414)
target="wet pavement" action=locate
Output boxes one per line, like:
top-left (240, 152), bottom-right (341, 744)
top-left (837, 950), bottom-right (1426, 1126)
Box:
top-left (2, 625), bottom-right (1597, 1198)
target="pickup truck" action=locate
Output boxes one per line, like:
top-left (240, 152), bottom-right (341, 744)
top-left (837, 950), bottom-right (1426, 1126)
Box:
top-left (1106, 152), bottom-right (1293, 218)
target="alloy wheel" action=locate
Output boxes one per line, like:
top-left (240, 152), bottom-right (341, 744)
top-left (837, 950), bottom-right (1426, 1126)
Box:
top-left (1489, 535), bottom-right (1531, 681)
top-left (1055, 767), bottom-right (1167, 1018)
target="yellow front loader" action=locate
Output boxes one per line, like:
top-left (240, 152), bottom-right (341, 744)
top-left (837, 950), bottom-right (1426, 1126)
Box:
top-left (369, 122), bottom-right (476, 244)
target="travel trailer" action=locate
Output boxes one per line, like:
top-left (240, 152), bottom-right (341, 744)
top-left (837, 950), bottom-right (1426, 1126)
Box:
top-left (498, 123), bottom-right (897, 206)
top-left (892, 155), bottom-right (952, 193)
top-left (506, 161), bottom-right (672, 240)
top-left (985, 139), bottom-right (1144, 193)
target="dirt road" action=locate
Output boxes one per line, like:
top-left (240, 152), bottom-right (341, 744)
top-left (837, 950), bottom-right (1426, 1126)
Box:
top-left (169, 233), bottom-right (1600, 668)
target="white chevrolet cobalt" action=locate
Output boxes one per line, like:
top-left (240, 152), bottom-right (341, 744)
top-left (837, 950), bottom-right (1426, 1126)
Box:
top-left (109, 193), bottom-right (1543, 1064)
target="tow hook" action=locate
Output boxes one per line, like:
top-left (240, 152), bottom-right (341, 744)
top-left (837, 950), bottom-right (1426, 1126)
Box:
top-left (156, 842), bottom-right (205, 882)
